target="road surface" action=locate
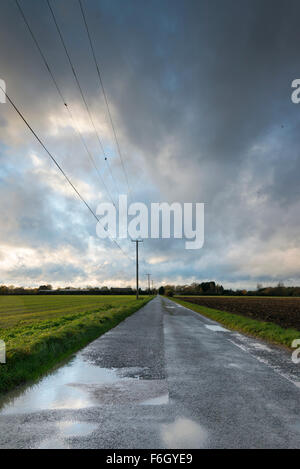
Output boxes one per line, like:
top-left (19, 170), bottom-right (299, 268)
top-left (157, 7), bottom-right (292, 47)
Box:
top-left (0, 295), bottom-right (300, 449)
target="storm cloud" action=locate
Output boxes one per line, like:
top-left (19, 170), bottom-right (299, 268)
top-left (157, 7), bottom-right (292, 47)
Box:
top-left (0, 0), bottom-right (300, 288)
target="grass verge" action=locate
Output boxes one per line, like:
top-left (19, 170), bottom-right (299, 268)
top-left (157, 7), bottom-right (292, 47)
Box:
top-left (0, 296), bottom-right (152, 395)
top-left (170, 297), bottom-right (300, 349)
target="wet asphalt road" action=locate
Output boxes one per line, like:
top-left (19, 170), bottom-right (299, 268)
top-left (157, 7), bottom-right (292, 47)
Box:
top-left (1, 295), bottom-right (300, 449)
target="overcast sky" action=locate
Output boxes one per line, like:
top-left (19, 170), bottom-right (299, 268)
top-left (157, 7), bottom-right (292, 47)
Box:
top-left (0, 0), bottom-right (300, 289)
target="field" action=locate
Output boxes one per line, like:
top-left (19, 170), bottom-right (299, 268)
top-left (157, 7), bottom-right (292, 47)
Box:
top-left (178, 296), bottom-right (300, 330)
top-left (0, 295), bottom-right (151, 394)
top-left (172, 296), bottom-right (300, 348)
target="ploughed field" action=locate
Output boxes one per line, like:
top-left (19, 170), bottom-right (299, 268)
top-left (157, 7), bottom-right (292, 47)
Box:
top-left (179, 296), bottom-right (300, 331)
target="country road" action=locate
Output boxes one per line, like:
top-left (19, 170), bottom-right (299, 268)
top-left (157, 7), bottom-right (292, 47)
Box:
top-left (1, 296), bottom-right (300, 449)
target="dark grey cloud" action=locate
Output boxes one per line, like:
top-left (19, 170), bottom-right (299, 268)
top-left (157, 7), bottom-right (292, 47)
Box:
top-left (0, 0), bottom-right (300, 287)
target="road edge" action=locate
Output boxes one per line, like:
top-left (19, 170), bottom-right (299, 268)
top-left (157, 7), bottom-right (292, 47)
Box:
top-left (168, 296), bottom-right (299, 350)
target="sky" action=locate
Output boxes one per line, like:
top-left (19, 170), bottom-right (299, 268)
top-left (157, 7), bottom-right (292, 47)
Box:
top-left (0, 0), bottom-right (300, 290)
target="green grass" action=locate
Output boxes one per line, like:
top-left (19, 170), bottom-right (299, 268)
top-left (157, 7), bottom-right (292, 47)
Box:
top-left (170, 297), bottom-right (300, 349)
top-left (0, 295), bottom-right (152, 395)
top-left (176, 295), bottom-right (298, 299)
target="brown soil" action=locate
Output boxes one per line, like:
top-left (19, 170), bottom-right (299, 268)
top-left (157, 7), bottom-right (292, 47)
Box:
top-left (179, 297), bottom-right (300, 331)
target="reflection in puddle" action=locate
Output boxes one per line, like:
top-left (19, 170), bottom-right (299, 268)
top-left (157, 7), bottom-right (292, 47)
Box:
top-left (226, 362), bottom-right (243, 370)
top-left (141, 393), bottom-right (169, 405)
top-left (250, 343), bottom-right (272, 352)
top-left (161, 417), bottom-right (207, 449)
top-left (35, 420), bottom-right (98, 449)
top-left (0, 355), bottom-right (120, 415)
top-left (205, 325), bottom-right (228, 332)
top-left (71, 379), bottom-right (168, 405)
top-left (37, 437), bottom-right (69, 449)
top-left (58, 421), bottom-right (98, 438)
top-left (0, 354), bottom-right (169, 414)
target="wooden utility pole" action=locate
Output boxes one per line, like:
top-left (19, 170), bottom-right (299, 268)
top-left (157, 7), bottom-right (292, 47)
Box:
top-left (132, 239), bottom-right (143, 299)
top-left (145, 273), bottom-right (151, 295)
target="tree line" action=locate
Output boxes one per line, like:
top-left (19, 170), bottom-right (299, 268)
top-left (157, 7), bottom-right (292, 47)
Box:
top-left (0, 285), bottom-right (155, 295)
top-left (158, 281), bottom-right (300, 297)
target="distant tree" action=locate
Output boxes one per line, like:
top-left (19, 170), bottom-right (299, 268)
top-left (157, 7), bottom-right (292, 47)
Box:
top-left (158, 286), bottom-right (165, 295)
top-left (164, 285), bottom-right (175, 296)
top-left (165, 289), bottom-right (173, 297)
top-left (0, 285), bottom-right (8, 295)
top-left (38, 284), bottom-right (52, 291)
top-left (200, 281), bottom-right (216, 294)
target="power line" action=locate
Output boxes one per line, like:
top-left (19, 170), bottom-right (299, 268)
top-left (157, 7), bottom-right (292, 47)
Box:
top-left (15, 0), bottom-right (63, 103)
top-left (11, 1), bottom-right (146, 275)
top-left (46, 0), bottom-right (119, 198)
top-left (0, 82), bottom-right (132, 262)
top-left (78, 0), bottom-right (132, 199)
top-left (15, 0), bottom-right (117, 207)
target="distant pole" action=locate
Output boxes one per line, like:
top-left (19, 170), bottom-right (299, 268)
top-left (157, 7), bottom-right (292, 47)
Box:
top-left (151, 279), bottom-right (154, 293)
top-left (145, 273), bottom-right (151, 295)
top-left (132, 239), bottom-right (143, 299)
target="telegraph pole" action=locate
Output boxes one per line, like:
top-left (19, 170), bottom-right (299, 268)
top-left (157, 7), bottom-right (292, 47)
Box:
top-left (145, 273), bottom-right (151, 295)
top-left (151, 279), bottom-right (154, 294)
top-left (132, 239), bottom-right (143, 299)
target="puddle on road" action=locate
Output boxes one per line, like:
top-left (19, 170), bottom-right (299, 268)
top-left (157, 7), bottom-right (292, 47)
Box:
top-left (141, 393), bottom-right (169, 405)
top-left (205, 325), bottom-right (228, 332)
top-left (0, 354), bottom-right (169, 414)
top-left (35, 420), bottom-right (98, 449)
top-left (232, 333), bottom-right (272, 352)
top-left (36, 421), bottom-right (98, 449)
top-left (37, 437), bottom-right (69, 449)
top-left (0, 355), bottom-right (119, 415)
top-left (161, 417), bottom-right (207, 449)
top-left (226, 362), bottom-right (243, 370)
top-left (250, 342), bottom-right (272, 352)
top-left (72, 379), bottom-right (169, 405)
top-left (58, 421), bottom-right (98, 438)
